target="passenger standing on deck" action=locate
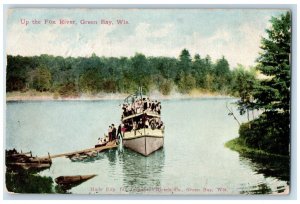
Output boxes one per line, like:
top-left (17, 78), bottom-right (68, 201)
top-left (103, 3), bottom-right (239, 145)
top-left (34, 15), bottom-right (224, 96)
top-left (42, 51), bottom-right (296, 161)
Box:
top-left (122, 104), bottom-right (127, 117)
top-left (108, 126), bottom-right (112, 141)
top-left (143, 98), bottom-right (147, 112)
top-left (151, 101), bottom-right (155, 112)
top-left (111, 124), bottom-right (116, 140)
top-left (158, 102), bottom-right (161, 114)
top-left (121, 123), bottom-right (127, 134)
top-left (117, 124), bottom-right (122, 139)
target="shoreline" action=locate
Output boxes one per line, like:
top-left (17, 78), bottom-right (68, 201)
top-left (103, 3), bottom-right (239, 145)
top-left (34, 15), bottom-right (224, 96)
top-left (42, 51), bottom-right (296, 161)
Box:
top-left (6, 90), bottom-right (233, 102)
top-left (225, 137), bottom-right (289, 159)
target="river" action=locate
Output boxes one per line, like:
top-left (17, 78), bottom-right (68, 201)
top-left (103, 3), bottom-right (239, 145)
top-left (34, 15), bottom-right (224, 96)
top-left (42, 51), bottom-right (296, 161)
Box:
top-left (6, 98), bottom-right (289, 194)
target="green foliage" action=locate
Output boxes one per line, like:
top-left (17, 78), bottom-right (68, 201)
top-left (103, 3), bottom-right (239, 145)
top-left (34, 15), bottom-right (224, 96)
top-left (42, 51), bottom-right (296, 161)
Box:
top-left (79, 69), bottom-right (102, 94)
top-left (30, 66), bottom-right (52, 91)
top-left (7, 50), bottom-right (245, 96)
top-left (231, 65), bottom-right (257, 115)
top-left (178, 48), bottom-right (192, 74)
top-left (255, 12), bottom-right (291, 113)
top-left (225, 137), bottom-right (288, 158)
top-left (58, 82), bottom-right (79, 98)
top-left (159, 79), bottom-right (173, 95)
top-left (6, 55), bottom-right (38, 91)
top-left (212, 56), bottom-right (231, 92)
top-left (178, 73), bottom-right (196, 93)
top-left (6, 169), bottom-right (54, 193)
top-left (239, 112), bottom-right (290, 155)
top-left (237, 12), bottom-right (291, 156)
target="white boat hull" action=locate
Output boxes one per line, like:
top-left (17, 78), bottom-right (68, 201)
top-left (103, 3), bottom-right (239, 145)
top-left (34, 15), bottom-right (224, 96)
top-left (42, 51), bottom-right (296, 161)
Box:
top-left (123, 128), bottom-right (164, 156)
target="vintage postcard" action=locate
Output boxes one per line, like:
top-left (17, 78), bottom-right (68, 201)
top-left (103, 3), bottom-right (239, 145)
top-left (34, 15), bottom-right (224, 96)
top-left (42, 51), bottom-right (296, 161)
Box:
top-left (4, 8), bottom-right (291, 195)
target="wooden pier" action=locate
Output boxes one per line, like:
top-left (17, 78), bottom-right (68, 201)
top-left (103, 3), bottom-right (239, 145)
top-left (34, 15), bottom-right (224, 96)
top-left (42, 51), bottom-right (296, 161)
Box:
top-left (41, 141), bottom-right (118, 159)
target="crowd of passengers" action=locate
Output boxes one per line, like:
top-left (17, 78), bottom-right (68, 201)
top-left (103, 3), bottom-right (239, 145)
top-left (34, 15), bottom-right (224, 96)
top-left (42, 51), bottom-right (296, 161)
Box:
top-left (98, 117), bottom-right (164, 144)
top-left (122, 98), bottom-right (161, 118)
top-left (98, 98), bottom-right (164, 145)
top-left (122, 116), bottom-right (164, 132)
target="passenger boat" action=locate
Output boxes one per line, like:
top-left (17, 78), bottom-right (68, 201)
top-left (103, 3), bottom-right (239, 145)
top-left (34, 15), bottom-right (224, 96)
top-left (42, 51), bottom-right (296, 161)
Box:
top-left (121, 88), bottom-right (164, 156)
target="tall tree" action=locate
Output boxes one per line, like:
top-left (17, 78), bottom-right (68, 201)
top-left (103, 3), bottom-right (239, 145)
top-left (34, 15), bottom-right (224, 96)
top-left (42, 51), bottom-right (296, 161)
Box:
top-left (212, 56), bottom-right (231, 92)
top-left (178, 48), bottom-right (192, 74)
top-left (238, 12), bottom-right (291, 155)
top-left (254, 12), bottom-right (291, 114)
top-left (192, 54), bottom-right (207, 88)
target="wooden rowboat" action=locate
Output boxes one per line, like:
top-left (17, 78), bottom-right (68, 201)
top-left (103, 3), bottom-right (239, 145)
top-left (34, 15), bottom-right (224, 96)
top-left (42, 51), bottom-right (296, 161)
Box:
top-left (55, 174), bottom-right (97, 186)
top-left (6, 149), bottom-right (52, 171)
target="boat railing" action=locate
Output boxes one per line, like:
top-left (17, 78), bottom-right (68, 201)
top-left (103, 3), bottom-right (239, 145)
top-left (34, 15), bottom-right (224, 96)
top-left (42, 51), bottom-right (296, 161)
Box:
top-left (122, 110), bottom-right (161, 121)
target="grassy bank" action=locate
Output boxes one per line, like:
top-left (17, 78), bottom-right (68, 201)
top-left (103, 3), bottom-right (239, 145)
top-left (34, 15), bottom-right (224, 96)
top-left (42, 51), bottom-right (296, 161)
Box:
top-left (225, 137), bottom-right (289, 159)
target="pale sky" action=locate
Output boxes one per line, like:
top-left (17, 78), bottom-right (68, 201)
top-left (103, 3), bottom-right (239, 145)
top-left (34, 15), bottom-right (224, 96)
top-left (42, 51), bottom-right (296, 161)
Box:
top-left (6, 9), bottom-right (286, 68)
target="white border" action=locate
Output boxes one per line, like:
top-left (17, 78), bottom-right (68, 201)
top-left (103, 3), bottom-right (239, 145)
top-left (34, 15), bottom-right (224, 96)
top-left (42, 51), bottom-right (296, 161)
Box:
top-left (1, 0), bottom-right (298, 203)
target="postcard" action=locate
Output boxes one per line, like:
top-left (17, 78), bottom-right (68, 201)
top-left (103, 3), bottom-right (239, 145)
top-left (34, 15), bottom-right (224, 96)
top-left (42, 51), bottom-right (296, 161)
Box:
top-left (5, 8), bottom-right (291, 195)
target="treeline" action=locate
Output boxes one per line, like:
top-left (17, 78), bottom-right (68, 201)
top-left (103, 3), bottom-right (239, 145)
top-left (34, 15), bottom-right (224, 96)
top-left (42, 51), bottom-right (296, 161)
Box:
top-left (6, 50), bottom-right (255, 97)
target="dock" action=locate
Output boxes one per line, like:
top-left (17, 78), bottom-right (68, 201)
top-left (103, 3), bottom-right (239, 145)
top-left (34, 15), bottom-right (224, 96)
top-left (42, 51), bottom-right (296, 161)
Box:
top-left (41, 141), bottom-right (118, 159)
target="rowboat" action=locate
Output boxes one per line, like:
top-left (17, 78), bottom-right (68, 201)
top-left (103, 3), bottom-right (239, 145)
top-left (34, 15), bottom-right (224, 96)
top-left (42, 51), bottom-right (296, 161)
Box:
top-left (55, 174), bottom-right (97, 187)
top-left (67, 151), bottom-right (98, 162)
top-left (6, 149), bottom-right (52, 170)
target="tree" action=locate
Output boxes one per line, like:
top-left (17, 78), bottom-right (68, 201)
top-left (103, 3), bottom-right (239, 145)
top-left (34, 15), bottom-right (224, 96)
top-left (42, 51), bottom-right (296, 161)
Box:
top-left (192, 54), bottom-right (207, 88)
top-left (231, 65), bottom-right (257, 121)
top-left (238, 12), bottom-right (291, 155)
top-left (130, 53), bottom-right (150, 91)
top-left (254, 12), bottom-right (291, 113)
top-left (214, 56), bottom-right (230, 77)
top-left (79, 69), bottom-right (102, 94)
top-left (31, 66), bottom-right (52, 91)
top-left (58, 82), bottom-right (79, 98)
top-left (213, 56), bottom-right (231, 92)
top-left (159, 78), bottom-right (173, 95)
top-left (6, 55), bottom-right (37, 91)
top-left (177, 72), bottom-right (196, 93)
top-left (178, 49), bottom-right (192, 74)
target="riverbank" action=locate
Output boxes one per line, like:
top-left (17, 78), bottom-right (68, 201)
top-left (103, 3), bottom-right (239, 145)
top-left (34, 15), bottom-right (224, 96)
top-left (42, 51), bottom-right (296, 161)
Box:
top-left (225, 137), bottom-right (289, 159)
top-left (6, 89), bottom-right (232, 101)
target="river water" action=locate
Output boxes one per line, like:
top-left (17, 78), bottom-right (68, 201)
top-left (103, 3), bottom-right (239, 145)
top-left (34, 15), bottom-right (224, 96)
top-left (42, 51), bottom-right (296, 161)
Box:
top-left (6, 98), bottom-right (289, 194)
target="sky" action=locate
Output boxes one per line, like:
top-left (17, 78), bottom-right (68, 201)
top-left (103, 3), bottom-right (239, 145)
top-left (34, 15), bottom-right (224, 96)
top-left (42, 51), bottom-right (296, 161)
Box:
top-left (6, 9), bottom-right (286, 68)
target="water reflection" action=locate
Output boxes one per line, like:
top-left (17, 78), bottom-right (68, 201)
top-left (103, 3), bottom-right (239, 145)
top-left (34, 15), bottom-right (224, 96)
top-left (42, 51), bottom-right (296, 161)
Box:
top-left (238, 154), bottom-right (289, 194)
top-left (239, 182), bottom-right (272, 195)
top-left (119, 147), bottom-right (165, 193)
top-left (240, 154), bottom-right (290, 182)
top-left (105, 149), bottom-right (118, 166)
